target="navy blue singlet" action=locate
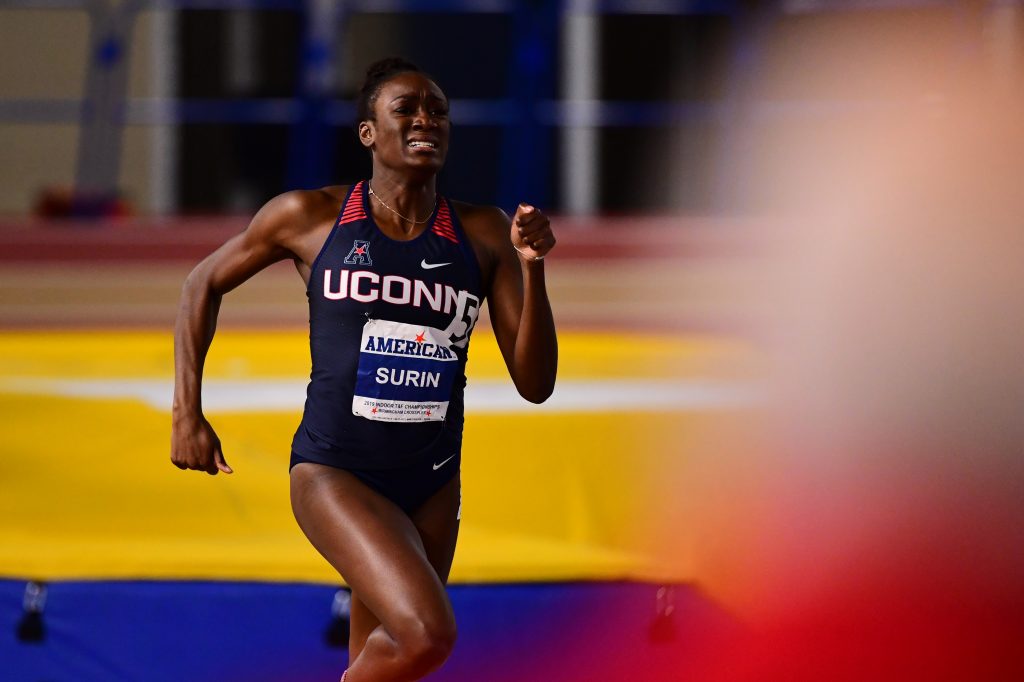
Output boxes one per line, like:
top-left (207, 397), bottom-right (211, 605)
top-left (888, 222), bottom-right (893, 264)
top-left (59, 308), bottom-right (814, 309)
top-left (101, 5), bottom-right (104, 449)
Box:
top-left (291, 181), bottom-right (483, 471)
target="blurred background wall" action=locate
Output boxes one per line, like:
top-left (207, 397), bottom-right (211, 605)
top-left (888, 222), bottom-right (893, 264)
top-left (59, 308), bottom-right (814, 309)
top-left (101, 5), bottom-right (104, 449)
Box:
top-left (4, 0), bottom-right (1018, 218)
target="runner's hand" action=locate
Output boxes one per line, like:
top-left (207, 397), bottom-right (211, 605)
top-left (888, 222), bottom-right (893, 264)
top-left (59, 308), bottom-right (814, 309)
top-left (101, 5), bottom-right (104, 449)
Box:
top-left (510, 204), bottom-right (555, 261)
top-left (171, 413), bottom-right (233, 475)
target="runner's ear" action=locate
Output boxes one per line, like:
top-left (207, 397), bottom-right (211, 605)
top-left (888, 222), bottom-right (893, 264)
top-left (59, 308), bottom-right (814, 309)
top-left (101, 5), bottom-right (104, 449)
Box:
top-left (358, 121), bottom-right (375, 149)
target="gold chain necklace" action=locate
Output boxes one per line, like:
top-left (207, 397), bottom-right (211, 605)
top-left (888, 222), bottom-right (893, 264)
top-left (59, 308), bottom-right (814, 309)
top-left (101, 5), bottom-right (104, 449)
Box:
top-left (368, 183), bottom-right (435, 225)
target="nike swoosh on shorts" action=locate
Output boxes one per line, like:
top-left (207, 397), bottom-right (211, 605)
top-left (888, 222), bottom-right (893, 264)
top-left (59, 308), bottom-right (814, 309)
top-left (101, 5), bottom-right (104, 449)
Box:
top-left (433, 454), bottom-right (456, 470)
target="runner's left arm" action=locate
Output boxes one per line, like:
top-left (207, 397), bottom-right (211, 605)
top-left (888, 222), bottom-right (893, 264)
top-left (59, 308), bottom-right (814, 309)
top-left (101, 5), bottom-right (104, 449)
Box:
top-left (483, 203), bottom-right (558, 403)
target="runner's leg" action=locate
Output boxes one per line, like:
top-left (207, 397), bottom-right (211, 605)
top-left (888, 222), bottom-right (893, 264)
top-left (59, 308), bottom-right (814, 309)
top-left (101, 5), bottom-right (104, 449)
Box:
top-left (291, 463), bottom-right (458, 681)
top-left (348, 472), bottom-right (460, 664)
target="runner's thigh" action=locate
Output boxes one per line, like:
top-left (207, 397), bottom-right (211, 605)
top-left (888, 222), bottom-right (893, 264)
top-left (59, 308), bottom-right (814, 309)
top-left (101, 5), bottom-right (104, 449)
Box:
top-left (411, 472), bottom-right (461, 581)
top-left (349, 471), bottom-right (462, 657)
top-left (290, 463), bottom-right (453, 634)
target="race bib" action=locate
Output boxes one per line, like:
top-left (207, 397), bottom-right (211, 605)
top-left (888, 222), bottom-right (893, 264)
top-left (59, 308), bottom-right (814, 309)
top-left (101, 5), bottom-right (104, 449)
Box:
top-left (353, 319), bottom-right (459, 422)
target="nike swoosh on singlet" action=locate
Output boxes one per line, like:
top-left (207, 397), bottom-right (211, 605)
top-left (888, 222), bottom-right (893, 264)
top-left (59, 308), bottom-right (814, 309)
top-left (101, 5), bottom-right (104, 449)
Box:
top-left (433, 454), bottom-right (456, 470)
top-left (421, 260), bottom-right (452, 270)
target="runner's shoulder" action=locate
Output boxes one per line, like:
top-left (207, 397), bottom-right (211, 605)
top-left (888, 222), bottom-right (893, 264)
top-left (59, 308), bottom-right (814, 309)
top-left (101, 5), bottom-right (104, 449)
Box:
top-left (448, 200), bottom-right (509, 242)
top-left (249, 186), bottom-right (350, 241)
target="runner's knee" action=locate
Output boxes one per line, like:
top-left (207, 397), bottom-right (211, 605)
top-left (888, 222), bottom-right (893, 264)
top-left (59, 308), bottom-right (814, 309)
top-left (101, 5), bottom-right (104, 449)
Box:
top-left (396, 612), bottom-right (457, 673)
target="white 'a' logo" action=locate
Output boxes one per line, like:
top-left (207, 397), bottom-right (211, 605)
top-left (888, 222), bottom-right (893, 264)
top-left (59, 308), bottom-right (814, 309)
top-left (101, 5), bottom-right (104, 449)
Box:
top-left (344, 240), bottom-right (372, 266)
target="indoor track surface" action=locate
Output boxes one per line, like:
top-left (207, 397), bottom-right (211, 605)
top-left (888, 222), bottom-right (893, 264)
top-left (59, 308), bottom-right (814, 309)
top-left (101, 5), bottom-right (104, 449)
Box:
top-left (1, 219), bottom-right (756, 681)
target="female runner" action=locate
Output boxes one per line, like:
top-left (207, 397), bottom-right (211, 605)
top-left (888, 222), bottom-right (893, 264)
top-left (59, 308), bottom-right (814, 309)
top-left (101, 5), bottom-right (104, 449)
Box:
top-left (170, 57), bottom-right (558, 681)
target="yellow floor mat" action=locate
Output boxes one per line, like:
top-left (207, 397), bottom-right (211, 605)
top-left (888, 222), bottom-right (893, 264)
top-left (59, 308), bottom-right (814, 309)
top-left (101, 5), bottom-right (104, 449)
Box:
top-left (0, 330), bottom-right (754, 584)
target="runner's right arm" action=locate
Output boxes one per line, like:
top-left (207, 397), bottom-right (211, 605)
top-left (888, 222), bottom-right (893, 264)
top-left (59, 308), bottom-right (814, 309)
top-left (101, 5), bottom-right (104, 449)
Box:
top-left (170, 192), bottom-right (309, 475)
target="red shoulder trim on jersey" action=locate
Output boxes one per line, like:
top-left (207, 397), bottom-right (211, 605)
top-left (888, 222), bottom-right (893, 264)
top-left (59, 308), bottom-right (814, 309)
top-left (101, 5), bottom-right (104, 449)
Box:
top-left (432, 199), bottom-right (458, 244)
top-left (338, 181), bottom-right (367, 226)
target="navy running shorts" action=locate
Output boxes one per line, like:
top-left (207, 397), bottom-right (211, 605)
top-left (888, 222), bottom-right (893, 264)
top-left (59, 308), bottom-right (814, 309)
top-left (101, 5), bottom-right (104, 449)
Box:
top-left (290, 449), bottom-right (461, 517)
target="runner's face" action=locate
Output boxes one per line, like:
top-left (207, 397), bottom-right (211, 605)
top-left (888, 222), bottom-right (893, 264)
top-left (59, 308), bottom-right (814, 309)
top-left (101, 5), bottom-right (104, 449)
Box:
top-left (361, 72), bottom-right (450, 173)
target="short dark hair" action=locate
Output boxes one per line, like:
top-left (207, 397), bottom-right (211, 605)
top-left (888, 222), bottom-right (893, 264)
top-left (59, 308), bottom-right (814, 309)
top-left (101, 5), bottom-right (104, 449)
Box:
top-left (356, 57), bottom-right (427, 123)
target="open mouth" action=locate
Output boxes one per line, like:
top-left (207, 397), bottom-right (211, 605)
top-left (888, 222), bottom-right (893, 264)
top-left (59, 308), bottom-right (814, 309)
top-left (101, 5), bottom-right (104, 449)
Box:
top-left (407, 140), bottom-right (438, 150)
